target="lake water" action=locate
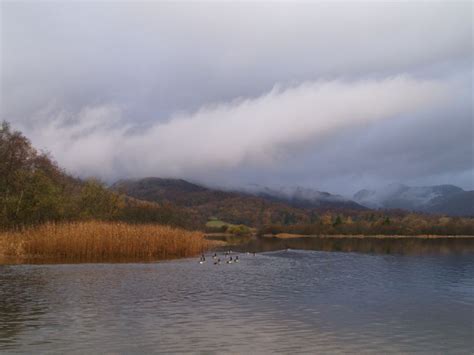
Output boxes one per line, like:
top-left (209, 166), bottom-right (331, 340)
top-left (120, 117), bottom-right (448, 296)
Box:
top-left (1, 250), bottom-right (473, 354)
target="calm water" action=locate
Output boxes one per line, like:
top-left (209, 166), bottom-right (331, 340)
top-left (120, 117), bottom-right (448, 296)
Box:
top-left (1, 251), bottom-right (473, 354)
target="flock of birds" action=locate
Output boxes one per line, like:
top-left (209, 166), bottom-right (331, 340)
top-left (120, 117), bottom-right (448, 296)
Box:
top-left (199, 250), bottom-right (256, 265)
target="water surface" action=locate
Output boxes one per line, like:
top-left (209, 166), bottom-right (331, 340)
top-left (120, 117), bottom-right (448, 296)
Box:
top-left (1, 251), bottom-right (473, 353)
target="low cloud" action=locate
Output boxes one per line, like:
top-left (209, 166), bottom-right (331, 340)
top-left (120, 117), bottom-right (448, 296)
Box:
top-left (21, 76), bottom-right (448, 185)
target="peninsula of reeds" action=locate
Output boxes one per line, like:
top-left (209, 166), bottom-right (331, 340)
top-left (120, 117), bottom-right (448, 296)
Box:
top-left (0, 221), bottom-right (210, 264)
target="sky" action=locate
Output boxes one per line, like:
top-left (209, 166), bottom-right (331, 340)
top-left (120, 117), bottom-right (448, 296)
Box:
top-left (1, 1), bottom-right (472, 196)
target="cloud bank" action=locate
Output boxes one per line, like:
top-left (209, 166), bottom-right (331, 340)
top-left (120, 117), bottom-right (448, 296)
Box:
top-left (20, 76), bottom-right (448, 180)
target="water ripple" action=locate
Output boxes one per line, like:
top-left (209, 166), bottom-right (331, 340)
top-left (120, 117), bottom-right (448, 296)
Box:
top-left (1, 251), bottom-right (473, 353)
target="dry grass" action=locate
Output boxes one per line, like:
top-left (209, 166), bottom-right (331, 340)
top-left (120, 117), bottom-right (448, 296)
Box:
top-left (0, 221), bottom-right (211, 263)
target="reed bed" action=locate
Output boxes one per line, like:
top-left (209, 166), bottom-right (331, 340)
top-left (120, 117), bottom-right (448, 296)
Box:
top-left (0, 221), bottom-right (210, 263)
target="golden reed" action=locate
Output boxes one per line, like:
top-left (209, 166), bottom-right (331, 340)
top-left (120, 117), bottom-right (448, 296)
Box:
top-left (0, 221), bottom-right (210, 263)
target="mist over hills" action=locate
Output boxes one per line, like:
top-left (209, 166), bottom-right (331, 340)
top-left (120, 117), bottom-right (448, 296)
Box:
top-left (354, 184), bottom-right (473, 217)
top-left (113, 178), bottom-right (367, 211)
top-left (112, 177), bottom-right (317, 227)
top-left (113, 178), bottom-right (473, 217)
top-left (240, 184), bottom-right (366, 210)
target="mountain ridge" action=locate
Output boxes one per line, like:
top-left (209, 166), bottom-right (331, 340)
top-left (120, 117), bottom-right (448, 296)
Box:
top-left (114, 178), bottom-right (367, 211)
top-left (239, 184), bottom-right (366, 210)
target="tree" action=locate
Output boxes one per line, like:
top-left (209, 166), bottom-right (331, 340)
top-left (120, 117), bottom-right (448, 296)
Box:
top-left (0, 122), bottom-right (70, 226)
top-left (79, 179), bottom-right (124, 220)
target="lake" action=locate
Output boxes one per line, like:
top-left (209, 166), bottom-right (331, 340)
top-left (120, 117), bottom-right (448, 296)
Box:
top-left (1, 250), bottom-right (473, 354)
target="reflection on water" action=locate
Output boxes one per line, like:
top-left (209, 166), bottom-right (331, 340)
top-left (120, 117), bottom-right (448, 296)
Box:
top-left (232, 235), bottom-right (474, 255)
top-left (1, 251), bottom-right (473, 353)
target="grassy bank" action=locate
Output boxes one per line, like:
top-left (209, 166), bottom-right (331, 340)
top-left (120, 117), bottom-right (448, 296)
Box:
top-left (0, 221), bottom-right (210, 264)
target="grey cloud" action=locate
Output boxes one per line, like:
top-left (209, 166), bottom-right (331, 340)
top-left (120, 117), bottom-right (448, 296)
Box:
top-left (1, 1), bottom-right (472, 194)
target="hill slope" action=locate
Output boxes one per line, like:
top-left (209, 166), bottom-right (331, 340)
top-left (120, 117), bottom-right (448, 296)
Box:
top-left (113, 178), bottom-right (369, 227)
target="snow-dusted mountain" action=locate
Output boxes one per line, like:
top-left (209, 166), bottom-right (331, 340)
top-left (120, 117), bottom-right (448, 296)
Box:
top-left (354, 183), bottom-right (473, 216)
top-left (242, 184), bottom-right (366, 210)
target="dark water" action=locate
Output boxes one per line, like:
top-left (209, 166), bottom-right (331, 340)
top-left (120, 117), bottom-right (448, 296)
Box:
top-left (1, 251), bottom-right (473, 354)
top-left (227, 235), bottom-right (474, 255)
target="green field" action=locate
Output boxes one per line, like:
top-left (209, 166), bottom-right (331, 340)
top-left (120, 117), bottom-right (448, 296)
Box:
top-left (205, 218), bottom-right (254, 236)
top-left (205, 219), bottom-right (236, 228)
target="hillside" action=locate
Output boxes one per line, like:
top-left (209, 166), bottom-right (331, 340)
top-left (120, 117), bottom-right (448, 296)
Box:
top-left (113, 178), bottom-right (315, 227)
top-left (114, 178), bottom-right (239, 207)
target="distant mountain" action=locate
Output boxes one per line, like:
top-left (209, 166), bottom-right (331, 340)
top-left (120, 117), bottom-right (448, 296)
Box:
top-left (354, 184), bottom-right (473, 216)
top-left (243, 184), bottom-right (366, 210)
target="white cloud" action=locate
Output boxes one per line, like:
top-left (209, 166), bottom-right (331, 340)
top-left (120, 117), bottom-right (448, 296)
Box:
top-left (22, 76), bottom-right (449, 182)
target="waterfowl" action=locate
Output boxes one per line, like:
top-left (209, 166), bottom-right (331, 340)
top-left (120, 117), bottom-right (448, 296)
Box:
top-left (227, 256), bottom-right (233, 264)
top-left (235, 256), bottom-right (239, 263)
